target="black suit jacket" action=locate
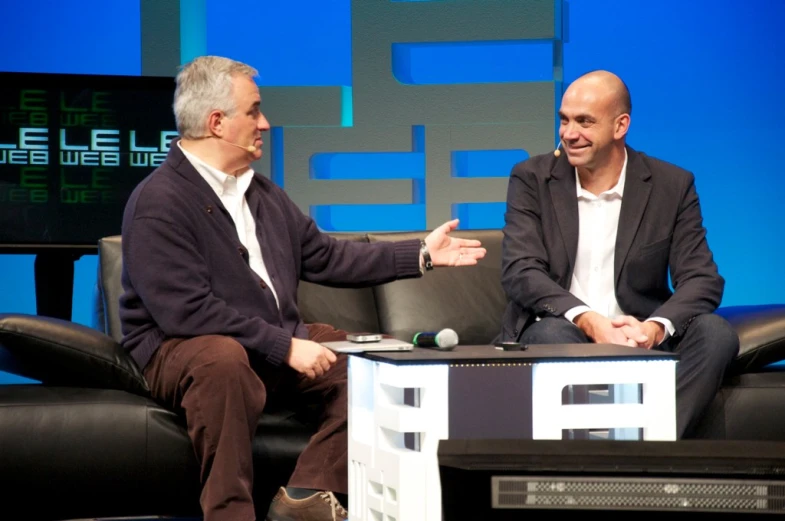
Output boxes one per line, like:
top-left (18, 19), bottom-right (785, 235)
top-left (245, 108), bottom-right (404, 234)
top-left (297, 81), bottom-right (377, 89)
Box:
top-left (499, 146), bottom-right (724, 342)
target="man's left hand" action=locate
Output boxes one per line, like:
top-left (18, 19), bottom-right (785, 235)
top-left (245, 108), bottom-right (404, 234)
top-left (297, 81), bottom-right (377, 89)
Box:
top-left (424, 219), bottom-right (487, 267)
top-left (611, 315), bottom-right (664, 349)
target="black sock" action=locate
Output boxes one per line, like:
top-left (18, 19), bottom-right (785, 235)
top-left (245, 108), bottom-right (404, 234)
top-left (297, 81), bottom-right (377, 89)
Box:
top-left (286, 487), bottom-right (320, 499)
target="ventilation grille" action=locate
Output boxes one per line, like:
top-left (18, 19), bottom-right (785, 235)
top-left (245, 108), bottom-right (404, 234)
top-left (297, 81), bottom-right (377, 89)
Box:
top-left (492, 476), bottom-right (785, 513)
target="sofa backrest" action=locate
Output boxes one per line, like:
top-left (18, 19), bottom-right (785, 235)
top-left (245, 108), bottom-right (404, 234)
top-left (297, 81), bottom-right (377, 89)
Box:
top-left (95, 230), bottom-right (506, 346)
top-left (368, 230), bottom-right (505, 344)
top-left (94, 230), bottom-right (785, 382)
top-left (296, 233), bottom-right (381, 334)
top-left (293, 229), bottom-right (506, 344)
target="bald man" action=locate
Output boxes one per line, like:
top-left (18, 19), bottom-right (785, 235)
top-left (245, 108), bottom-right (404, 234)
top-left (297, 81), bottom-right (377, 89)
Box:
top-left (497, 70), bottom-right (738, 438)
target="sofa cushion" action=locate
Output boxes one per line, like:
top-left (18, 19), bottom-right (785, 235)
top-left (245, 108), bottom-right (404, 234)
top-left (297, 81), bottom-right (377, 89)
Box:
top-left (0, 313), bottom-right (149, 396)
top-left (717, 304), bottom-right (785, 374)
top-left (691, 371), bottom-right (785, 440)
top-left (367, 230), bottom-right (506, 345)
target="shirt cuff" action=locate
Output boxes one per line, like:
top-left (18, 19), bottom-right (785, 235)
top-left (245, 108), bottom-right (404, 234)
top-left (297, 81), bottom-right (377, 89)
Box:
top-left (645, 317), bottom-right (675, 345)
top-left (565, 305), bottom-right (592, 324)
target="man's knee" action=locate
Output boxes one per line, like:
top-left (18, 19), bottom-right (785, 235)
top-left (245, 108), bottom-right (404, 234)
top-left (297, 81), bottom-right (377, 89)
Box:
top-left (521, 316), bottom-right (589, 345)
top-left (188, 336), bottom-right (265, 398)
top-left (687, 314), bottom-right (740, 362)
top-left (688, 313), bottom-right (739, 356)
top-left (154, 335), bottom-right (266, 424)
top-left (194, 335), bottom-right (253, 374)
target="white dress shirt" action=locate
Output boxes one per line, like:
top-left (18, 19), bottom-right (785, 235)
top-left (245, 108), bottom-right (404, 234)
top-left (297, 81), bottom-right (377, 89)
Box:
top-left (179, 143), bottom-right (280, 309)
top-left (564, 151), bottom-right (674, 342)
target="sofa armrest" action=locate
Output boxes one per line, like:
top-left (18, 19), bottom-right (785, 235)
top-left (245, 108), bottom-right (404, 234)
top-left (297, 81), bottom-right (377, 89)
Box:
top-left (0, 313), bottom-right (149, 396)
top-left (717, 304), bottom-right (785, 374)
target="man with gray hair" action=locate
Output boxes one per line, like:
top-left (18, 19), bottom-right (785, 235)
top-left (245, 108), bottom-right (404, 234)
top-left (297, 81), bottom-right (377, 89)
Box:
top-left (118, 55), bottom-right (486, 521)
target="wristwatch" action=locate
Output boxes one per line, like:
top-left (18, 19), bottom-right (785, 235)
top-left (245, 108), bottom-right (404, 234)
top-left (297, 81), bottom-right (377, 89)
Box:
top-left (419, 239), bottom-right (433, 272)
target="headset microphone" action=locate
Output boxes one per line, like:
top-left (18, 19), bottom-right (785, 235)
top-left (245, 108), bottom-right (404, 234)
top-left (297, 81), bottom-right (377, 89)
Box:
top-left (223, 139), bottom-right (257, 153)
top-left (554, 140), bottom-right (563, 157)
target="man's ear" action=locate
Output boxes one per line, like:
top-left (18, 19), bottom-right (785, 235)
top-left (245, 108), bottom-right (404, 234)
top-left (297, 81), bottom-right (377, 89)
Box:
top-left (614, 113), bottom-right (630, 140)
top-left (206, 110), bottom-right (223, 137)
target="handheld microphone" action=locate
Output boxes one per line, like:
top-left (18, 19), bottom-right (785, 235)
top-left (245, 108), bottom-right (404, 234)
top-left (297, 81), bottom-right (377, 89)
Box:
top-left (412, 328), bottom-right (459, 350)
top-left (554, 140), bottom-right (563, 157)
top-left (222, 139), bottom-right (257, 153)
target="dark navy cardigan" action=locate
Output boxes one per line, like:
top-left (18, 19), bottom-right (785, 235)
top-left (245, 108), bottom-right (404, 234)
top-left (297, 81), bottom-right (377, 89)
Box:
top-left (119, 142), bottom-right (422, 370)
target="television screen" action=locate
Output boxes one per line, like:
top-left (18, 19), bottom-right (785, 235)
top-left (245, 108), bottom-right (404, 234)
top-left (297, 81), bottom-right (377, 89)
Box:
top-left (0, 72), bottom-right (177, 253)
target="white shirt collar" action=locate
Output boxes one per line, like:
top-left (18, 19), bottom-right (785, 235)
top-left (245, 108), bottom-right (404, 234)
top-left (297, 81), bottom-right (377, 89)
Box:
top-left (178, 141), bottom-right (254, 197)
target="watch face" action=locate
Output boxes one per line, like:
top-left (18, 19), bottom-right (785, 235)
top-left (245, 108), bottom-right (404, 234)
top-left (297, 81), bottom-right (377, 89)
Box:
top-left (419, 240), bottom-right (433, 270)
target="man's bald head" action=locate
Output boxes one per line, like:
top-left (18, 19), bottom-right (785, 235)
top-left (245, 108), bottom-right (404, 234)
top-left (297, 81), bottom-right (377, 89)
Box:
top-left (566, 70), bottom-right (632, 117)
top-left (557, 70), bottom-right (632, 172)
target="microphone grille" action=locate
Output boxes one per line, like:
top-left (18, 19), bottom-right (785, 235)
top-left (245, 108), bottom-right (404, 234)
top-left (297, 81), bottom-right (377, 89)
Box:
top-left (553, 149), bottom-right (561, 157)
top-left (436, 328), bottom-right (459, 348)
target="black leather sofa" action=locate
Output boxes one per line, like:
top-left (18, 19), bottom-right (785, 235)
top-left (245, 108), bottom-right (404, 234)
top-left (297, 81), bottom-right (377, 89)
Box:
top-left (1, 230), bottom-right (784, 520)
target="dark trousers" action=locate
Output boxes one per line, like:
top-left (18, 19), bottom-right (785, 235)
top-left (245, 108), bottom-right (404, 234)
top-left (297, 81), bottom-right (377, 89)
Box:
top-left (520, 314), bottom-right (739, 438)
top-left (144, 323), bottom-right (348, 521)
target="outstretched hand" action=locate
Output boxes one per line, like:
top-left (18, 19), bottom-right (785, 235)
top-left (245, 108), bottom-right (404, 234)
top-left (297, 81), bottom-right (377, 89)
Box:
top-left (424, 219), bottom-right (487, 267)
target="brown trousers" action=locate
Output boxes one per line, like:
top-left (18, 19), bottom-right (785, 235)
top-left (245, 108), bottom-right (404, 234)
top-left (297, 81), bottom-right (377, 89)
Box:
top-left (144, 323), bottom-right (348, 521)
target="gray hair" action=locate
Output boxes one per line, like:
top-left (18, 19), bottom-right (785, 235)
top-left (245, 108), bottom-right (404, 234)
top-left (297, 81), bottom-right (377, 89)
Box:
top-left (173, 56), bottom-right (258, 139)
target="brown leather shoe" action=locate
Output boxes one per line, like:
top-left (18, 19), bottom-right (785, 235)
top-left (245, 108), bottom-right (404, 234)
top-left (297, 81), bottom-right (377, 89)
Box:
top-left (266, 487), bottom-right (349, 521)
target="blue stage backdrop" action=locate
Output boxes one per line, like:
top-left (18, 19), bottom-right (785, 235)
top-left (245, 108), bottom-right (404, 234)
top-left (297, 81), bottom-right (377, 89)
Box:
top-left (1, 0), bottom-right (783, 384)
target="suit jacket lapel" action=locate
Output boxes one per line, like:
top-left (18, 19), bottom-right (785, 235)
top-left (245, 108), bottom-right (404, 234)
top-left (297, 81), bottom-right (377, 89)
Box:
top-left (615, 147), bottom-right (652, 285)
top-left (548, 157), bottom-right (579, 276)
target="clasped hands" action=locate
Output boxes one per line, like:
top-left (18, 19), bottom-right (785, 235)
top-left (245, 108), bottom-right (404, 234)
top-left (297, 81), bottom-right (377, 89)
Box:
top-left (576, 311), bottom-right (665, 349)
